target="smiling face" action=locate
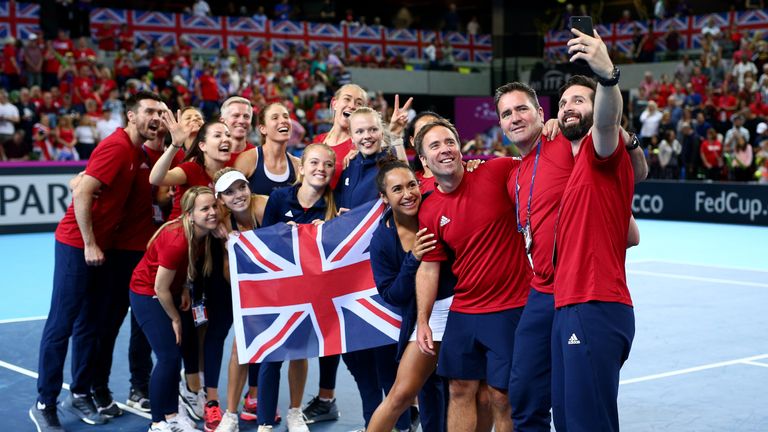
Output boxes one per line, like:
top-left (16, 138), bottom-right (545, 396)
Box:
top-left (181, 108), bottom-right (204, 139)
top-left (199, 122), bottom-right (232, 163)
top-left (497, 90), bottom-right (544, 149)
top-left (190, 192), bottom-right (220, 235)
top-left (350, 112), bottom-right (383, 156)
top-left (381, 167), bottom-right (421, 218)
top-left (259, 103), bottom-right (292, 143)
top-left (299, 145), bottom-right (335, 191)
top-left (220, 102), bottom-right (252, 141)
top-left (421, 125), bottom-right (462, 177)
top-left (557, 84), bottom-right (594, 142)
top-left (218, 179), bottom-right (251, 213)
top-left (331, 85), bottom-right (367, 130)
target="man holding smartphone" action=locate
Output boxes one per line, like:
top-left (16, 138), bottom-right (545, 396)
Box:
top-left (550, 23), bottom-right (636, 432)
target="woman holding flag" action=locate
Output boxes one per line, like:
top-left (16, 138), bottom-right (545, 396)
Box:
top-left (255, 143), bottom-right (339, 432)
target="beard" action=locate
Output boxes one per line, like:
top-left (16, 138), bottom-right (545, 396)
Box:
top-left (560, 112), bottom-right (593, 141)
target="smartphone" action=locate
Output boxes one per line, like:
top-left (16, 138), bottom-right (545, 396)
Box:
top-left (569, 16), bottom-right (594, 37)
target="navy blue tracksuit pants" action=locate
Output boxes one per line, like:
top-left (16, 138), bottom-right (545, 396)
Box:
top-left (37, 241), bottom-right (104, 405)
top-left (551, 302), bottom-right (634, 432)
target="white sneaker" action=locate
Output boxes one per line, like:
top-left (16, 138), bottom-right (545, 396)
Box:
top-left (179, 383), bottom-right (205, 420)
top-left (148, 421), bottom-right (172, 432)
top-left (286, 408), bottom-right (309, 432)
top-left (176, 402), bottom-right (199, 429)
top-left (215, 411), bottom-right (239, 432)
top-left (168, 414), bottom-right (203, 431)
top-left (257, 426), bottom-right (273, 432)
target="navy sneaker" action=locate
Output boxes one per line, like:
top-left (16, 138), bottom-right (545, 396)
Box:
top-left (302, 396), bottom-right (339, 424)
top-left (29, 402), bottom-right (64, 431)
top-left (92, 387), bottom-right (123, 418)
top-left (61, 393), bottom-right (108, 425)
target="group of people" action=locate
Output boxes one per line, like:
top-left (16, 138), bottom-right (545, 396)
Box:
top-left (30, 27), bottom-right (646, 432)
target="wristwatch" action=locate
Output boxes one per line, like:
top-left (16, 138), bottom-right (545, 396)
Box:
top-left (597, 65), bottom-right (620, 87)
top-left (626, 133), bottom-right (640, 151)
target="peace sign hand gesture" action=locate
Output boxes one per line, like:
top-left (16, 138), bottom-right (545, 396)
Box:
top-left (389, 94), bottom-right (414, 138)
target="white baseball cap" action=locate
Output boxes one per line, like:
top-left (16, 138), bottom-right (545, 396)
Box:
top-left (214, 170), bottom-right (248, 197)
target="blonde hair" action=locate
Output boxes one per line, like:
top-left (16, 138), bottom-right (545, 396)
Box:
top-left (349, 106), bottom-right (389, 148)
top-left (147, 186), bottom-right (214, 281)
top-left (220, 96), bottom-right (252, 117)
top-left (296, 143), bottom-right (338, 221)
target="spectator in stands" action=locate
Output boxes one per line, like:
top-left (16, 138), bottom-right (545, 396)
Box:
top-left (75, 114), bottom-right (98, 159)
top-left (725, 114), bottom-right (750, 151)
top-left (0, 89), bottom-right (20, 148)
top-left (755, 122), bottom-right (768, 147)
top-left (54, 114), bottom-right (78, 160)
top-left (196, 63), bottom-right (220, 120)
top-left (16, 88), bottom-right (38, 146)
top-left (701, 16), bottom-right (721, 38)
top-left (618, 9), bottom-right (633, 24)
top-left (393, 5), bottom-right (413, 29)
top-left (467, 16), bottom-right (480, 35)
top-left (733, 53), bottom-right (758, 90)
top-left (22, 34), bottom-right (43, 89)
top-left (755, 138), bottom-right (768, 182)
top-left (730, 130), bottom-right (754, 181)
top-left (679, 121), bottom-right (701, 179)
top-left (2, 128), bottom-right (30, 161)
top-left (443, 3), bottom-right (460, 32)
top-left (193, 0), bottom-right (212, 17)
top-left (3, 37), bottom-right (21, 91)
top-left (700, 127), bottom-right (724, 180)
top-left (640, 100), bottom-right (663, 147)
top-left (675, 54), bottom-right (694, 83)
top-left (658, 129), bottom-right (682, 179)
top-left (149, 49), bottom-right (172, 91)
top-left (664, 22), bottom-right (681, 60)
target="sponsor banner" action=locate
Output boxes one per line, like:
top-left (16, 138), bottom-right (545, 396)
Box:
top-left (633, 180), bottom-right (768, 226)
top-left (0, 165), bottom-right (81, 234)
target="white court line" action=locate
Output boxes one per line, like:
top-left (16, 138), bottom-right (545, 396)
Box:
top-left (620, 353), bottom-right (768, 385)
top-left (628, 259), bottom-right (768, 274)
top-left (741, 360), bottom-right (768, 369)
top-left (0, 359), bottom-right (151, 419)
top-left (0, 316), bottom-right (46, 324)
top-left (626, 269), bottom-right (768, 288)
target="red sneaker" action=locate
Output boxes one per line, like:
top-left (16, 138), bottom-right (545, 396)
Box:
top-left (204, 400), bottom-right (222, 432)
top-left (240, 394), bottom-right (282, 423)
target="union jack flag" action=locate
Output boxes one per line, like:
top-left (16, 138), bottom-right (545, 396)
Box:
top-left (228, 200), bottom-right (401, 364)
top-left (0, 1), bottom-right (38, 39)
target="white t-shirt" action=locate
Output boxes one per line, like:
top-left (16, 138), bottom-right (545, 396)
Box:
top-left (75, 125), bottom-right (98, 145)
top-left (0, 102), bottom-right (20, 135)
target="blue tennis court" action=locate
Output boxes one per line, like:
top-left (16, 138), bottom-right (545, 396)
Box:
top-left (1, 219), bottom-right (766, 431)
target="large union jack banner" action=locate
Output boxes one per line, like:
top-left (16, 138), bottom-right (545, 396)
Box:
top-left (227, 199), bottom-right (401, 364)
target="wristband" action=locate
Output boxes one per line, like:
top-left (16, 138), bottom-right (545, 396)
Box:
top-left (171, 143), bottom-right (183, 149)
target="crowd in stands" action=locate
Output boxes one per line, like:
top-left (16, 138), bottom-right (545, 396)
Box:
top-left (625, 17), bottom-right (768, 183)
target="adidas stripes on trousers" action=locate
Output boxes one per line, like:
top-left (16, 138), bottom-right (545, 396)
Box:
top-left (551, 302), bottom-right (635, 432)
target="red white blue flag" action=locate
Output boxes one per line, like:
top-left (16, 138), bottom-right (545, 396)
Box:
top-left (228, 199), bottom-right (401, 364)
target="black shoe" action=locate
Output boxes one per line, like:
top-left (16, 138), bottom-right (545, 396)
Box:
top-left (29, 402), bottom-right (64, 431)
top-left (92, 387), bottom-right (123, 418)
top-left (61, 393), bottom-right (109, 425)
top-left (409, 405), bottom-right (420, 432)
top-left (302, 396), bottom-right (340, 424)
top-left (126, 387), bottom-right (151, 412)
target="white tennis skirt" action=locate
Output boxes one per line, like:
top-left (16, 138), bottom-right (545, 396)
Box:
top-left (409, 295), bottom-right (454, 342)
